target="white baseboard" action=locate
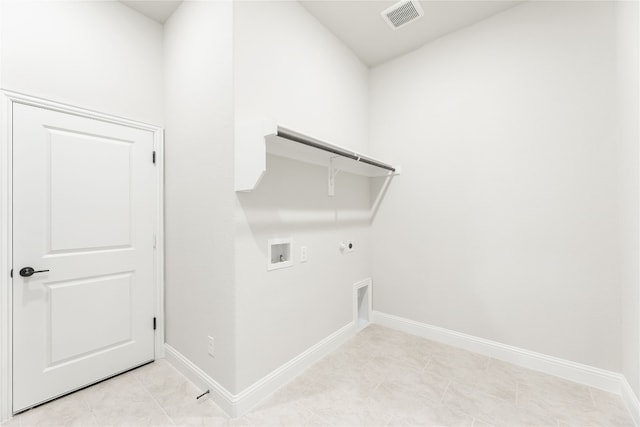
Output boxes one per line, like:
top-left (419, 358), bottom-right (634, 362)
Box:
top-left (233, 322), bottom-right (355, 416)
top-left (164, 321), bottom-right (356, 418)
top-left (621, 378), bottom-right (640, 426)
top-left (373, 311), bottom-right (639, 425)
top-left (166, 311), bottom-right (639, 424)
top-left (164, 344), bottom-right (235, 415)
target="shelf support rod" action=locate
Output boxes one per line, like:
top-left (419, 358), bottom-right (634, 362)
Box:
top-left (328, 156), bottom-right (340, 197)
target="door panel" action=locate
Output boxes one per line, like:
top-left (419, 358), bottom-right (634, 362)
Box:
top-left (12, 103), bottom-right (156, 412)
top-left (48, 272), bottom-right (133, 364)
top-left (49, 128), bottom-right (133, 251)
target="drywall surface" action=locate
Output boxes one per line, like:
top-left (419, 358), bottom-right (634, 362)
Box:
top-left (233, 0), bottom-right (368, 153)
top-left (233, 1), bottom-right (371, 391)
top-left (235, 156), bottom-right (372, 391)
top-left (0, 0), bottom-right (163, 125)
top-left (370, 1), bottom-right (622, 372)
top-left (616, 1), bottom-right (640, 396)
top-left (164, 1), bottom-right (236, 391)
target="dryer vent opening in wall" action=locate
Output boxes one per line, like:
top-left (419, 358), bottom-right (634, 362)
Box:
top-left (381, 1), bottom-right (424, 30)
top-left (353, 279), bottom-right (372, 330)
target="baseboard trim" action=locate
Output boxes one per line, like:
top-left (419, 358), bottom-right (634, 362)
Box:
top-left (373, 311), bottom-right (622, 393)
top-left (164, 321), bottom-right (356, 418)
top-left (621, 378), bottom-right (640, 426)
top-left (373, 311), bottom-right (639, 425)
top-left (233, 322), bottom-right (355, 415)
top-left (167, 311), bottom-right (639, 423)
top-left (164, 344), bottom-right (235, 415)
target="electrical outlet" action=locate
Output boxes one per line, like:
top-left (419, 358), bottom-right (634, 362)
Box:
top-left (300, 246), bottom-right (308, 262)
top-left (207, 336), bottom-right (215, 357)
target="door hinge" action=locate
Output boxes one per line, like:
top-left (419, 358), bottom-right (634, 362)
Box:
top-left (152, 151), bottom-right (156, 164)
top-left (153, 317), bottom-right (157, 330)
top-left (10, 269), bottom-right (12, 278)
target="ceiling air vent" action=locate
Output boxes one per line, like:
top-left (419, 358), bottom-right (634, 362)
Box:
top-left (381, 0), bottom-right (424, 30)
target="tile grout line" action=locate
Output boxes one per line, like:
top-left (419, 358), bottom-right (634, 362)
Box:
top-left (78, 391), bottom-right (100, 427)
top-left (587, 385), bottom-right (597, 409)
top-left (12, 325), bottom-right (635, 427)
top-left (438, 379), bottom-right (452, 405)
top-left (132, 369), bottom-right (177, 426)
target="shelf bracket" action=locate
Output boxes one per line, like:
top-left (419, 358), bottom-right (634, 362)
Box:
top-left (328, 156), bottom-right (341, 197)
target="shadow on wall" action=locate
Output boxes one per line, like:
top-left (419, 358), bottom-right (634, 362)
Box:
top-left (236, 154), bottom-right (395, 254)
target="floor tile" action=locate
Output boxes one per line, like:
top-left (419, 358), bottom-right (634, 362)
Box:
top-left (590, 386), bottom-right (634, 425)
top-left (5, 325), bottom-right (634, 427)
top-left (369, 381), bottom-right (434, 416)
top-left (135, 361), bottom-right (228, 426)
top-left (231, 400), bottom-right (314, 427)
top-left (83, 372), bottom-right (173, 427)
top-left (517, 375), bottom-right (595, 423)
top-left (0, 416), bottom-right (21, 427)
top-left (19, 390), bottom-right (97, 427)
top-left (443, 380), bottom-right (557, 427)
top-left (313, 398), bottom-right (393, 427)
top-left (388, 403), bottom-right (473, 427)
top-left (390, 366), bottom-right (451, 404)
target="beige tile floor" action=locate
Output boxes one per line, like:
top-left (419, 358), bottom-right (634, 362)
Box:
top-left (2, 325), bottom-right (635, 427)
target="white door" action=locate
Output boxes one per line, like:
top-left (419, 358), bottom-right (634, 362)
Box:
top-left (12, 102), bottom-right (157, 412)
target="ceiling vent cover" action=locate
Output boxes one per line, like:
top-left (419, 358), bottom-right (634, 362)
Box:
top-left (381, 1), bottom-right (424, 30)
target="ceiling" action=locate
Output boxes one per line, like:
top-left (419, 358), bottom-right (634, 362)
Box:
top-left (120, 0), bottom-right (182, 24)
top-left (299, 1), bottom-right (522, 67)
top-left (120, 0), bottom-right (521, 67)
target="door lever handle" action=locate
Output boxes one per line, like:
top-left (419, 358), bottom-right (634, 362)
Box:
top-left (19, 267), bottom-right (49, 277)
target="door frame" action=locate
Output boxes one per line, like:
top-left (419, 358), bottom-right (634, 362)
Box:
top-left (0, 90), bottom-right (165, 422)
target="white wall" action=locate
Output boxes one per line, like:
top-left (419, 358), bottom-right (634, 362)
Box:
top-left (616, 1), bottom-right (640, 397)
top-left (370, 1), bottom-right (622, 372)
top-left (1, 0), bottom-right (163, 125)
top-left (0, 0), bottom-right (164, 418)
top-left (233, 1), bottom-right (370, 391)
top-left (164, 1), bottom-right (236, 391)
top-left (233, 0), bottom-right (368, 153)
top-left (4, 0), bottom-right (635, 404)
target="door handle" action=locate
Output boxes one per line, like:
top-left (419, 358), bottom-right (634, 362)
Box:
top-left (19, 267), bottom-right (49, 277)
